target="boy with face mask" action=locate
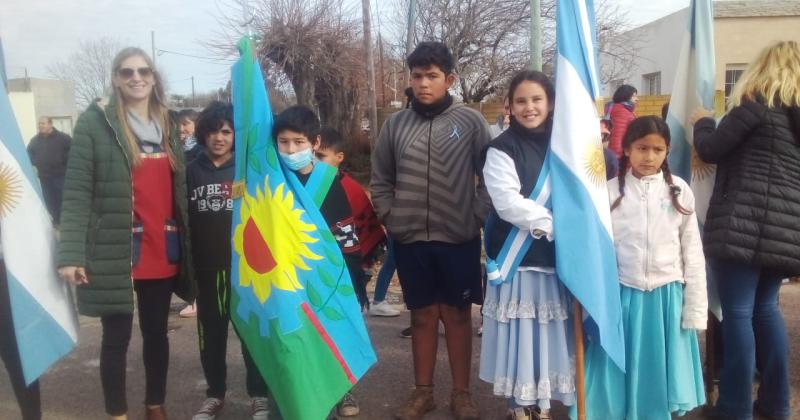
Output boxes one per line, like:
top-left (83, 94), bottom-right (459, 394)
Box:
top-left (273, 105), bottom-right (365, 417)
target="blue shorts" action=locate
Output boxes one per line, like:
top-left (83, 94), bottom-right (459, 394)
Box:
top-left (394, 237), bottom-right (483, 310)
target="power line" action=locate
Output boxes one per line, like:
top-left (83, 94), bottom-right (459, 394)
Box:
top-left (156, 49), bottom-right (235, 64)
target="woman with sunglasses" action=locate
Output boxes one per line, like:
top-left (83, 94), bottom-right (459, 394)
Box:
top-left (58, 47), bottom-right (194, 420)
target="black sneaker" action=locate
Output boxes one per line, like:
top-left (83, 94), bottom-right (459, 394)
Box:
top-left (399, 326), bottom-right (412, 338)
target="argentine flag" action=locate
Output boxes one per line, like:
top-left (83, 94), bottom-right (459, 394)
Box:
top-left (0, 81), bottom-right (78, 384)
top-left (665, 0), bottom-right (719, 320)
top-left (550, 0), bottom-right (625, 370)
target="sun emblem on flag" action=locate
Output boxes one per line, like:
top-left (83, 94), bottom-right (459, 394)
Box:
top-left (584, 143), bottom-right (607, 187)
top-left (233, 178), bottom-right (322, 303)
top-left (691, 147), bottom-right (715, 182)
top-left (0, 163), bottom-right (22, 218)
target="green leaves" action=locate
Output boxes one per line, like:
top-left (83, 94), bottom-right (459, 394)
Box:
top-left (322, 307), bottom-right (344, 321)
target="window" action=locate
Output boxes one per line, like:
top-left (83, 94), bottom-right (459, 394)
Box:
top-left (641, 72), bottom-right (661, 95)
top-left (725, 64), bottom-right (747, 100)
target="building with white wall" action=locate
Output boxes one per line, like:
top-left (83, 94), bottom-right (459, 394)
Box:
top-left (7, 77), bottom-right (77, 137)
top-left (603, 1), bottom-right (800, 99)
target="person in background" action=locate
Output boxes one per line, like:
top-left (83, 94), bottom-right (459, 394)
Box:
top-left (27, 116), bottom-right (71, 226)
top-left (489, 112), bottom-right (510, 139)
top-left (607, 84), bottom-right (638, 158)
top-left (600, 119), bottom-right (618, 180)
top-left (178, 109), bottom-right (202, 163)
top-left (315, 126), bottom-right (390, 315)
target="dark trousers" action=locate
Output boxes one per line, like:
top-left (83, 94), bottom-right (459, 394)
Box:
top-left (196, 269), bottom-right (268, 399)
top-left (712, 260), bottom-right (790, 420)
top-left (100, 279), bottom-right (173, 415)
top-left (0, 262), bottom-right (42, 420)
top-left (39, 176), bottom-right (64, 225)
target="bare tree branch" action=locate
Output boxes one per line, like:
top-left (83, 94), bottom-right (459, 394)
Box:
top-left (47, 37), bottom-right (122, 109)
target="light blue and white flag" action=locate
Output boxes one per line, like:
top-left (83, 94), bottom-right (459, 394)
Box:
top-left (665, 0), bottom-right (719, 320)
top-left (0, 81), bottom-right (78, 385)
top-left (550, 0), bottom-right (625, 370)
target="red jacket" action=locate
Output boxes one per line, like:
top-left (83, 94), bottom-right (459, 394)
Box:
top-left (339, 172), bottom-right (386, 264)
top-left (609, 103), bottom-right (636, 158)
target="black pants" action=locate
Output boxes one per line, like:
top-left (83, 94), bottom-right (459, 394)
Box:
top-left (0, 262), bottom-right (42, 420)
top-left (100, 279), bottom-right (173, 415)
top-left (39, 176), bottom-right (64, 225)
top-left (196, 269), bottom-right (268, 399)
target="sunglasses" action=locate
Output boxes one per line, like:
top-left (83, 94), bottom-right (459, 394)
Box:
top-left (117, 67), bottom-right (153, 79)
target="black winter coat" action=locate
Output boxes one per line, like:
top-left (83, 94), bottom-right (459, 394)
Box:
top-left (694, 98), bottom-right (800, 276)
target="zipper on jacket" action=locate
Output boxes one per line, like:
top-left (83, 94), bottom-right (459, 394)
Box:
top-left (643, 180), bottom-right (650, 289)
top-left (426, 119), bottom-right (433, 240)
top-left (102, 110), bottom-right (135, 285)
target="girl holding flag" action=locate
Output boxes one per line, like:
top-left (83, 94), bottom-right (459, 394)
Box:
top-left (479, 70), bottom-right (575, 420)
top-left (583, 116), bottom-right (707, 420)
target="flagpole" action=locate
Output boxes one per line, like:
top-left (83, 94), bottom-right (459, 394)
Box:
top-left (573, 300), bottom-right (587, 420)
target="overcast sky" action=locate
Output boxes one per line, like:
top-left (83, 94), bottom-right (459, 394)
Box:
top-left (1, 0), bottom-right (690, 99)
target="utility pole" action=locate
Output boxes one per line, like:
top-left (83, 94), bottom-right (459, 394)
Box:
top-left (405, 0), bottom-right (416, 57)
top-left (376, 3), bottom-right (386, 107)
top-left (362, 0), bottom-right (378, 145)
top-left (530, 0), bottom-right (542, 71)
top-left (191, 76), bottom-right (196, 104)
top-left (151, 31), bottom-right (156, 67)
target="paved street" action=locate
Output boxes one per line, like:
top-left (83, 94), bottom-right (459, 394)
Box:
top-left (2, 282), bottom-right (799, 420)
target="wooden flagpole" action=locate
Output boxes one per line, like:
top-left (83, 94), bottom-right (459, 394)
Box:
top-left (573, 300), bottom-right (587, 420)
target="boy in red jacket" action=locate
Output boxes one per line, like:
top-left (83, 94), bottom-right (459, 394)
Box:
top-left (314, 127), bottom-right (388, 310)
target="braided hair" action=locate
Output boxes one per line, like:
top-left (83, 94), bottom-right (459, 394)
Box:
top-left (610, 116), bottom-right (691, 215)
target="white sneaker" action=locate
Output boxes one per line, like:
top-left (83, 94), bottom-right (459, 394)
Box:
top-left (192, 397), bottom-right (224, 420)
top-left (369, 300), bottom-right (401, 317)
top-left (251, 397), bottom-right (270, 420)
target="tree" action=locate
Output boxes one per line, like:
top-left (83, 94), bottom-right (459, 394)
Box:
top-left (210, 0), bottom-right (367, 142)
top-left (387, 0), bottom-right (638, 103)
top-left (47, 37), bottom-right (122, 108)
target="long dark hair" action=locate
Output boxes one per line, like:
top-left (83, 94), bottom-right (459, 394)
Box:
top-left (610, 116), bottom-right (690, 215)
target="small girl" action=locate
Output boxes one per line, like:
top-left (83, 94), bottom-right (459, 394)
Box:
top-left (480, 70), bottom-right (575, 420)
top-left (583, 115), bottom-right (707, 419)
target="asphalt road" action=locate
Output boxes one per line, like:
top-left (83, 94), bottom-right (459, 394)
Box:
top-left (1, 282), bottom-right (798, 420)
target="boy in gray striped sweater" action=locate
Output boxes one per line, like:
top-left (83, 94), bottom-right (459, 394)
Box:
top-left (370, 42), bottom-right (491, 420)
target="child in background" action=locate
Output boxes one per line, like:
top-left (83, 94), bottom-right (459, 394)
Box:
top-left (314, 127), bottom-right (388, 313)
top-left (583, 115), bottom-right (707, 419)
top-left (274, 106), bottom-right (364, 418)
top-left (480, 70), bottom-right (575, 420)
top-left (178, 109), bottom-right (202, 163)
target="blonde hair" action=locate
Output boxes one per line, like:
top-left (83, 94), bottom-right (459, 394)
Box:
top-left (729, 41), bottom-right (800, 109)
top-left (110, 47), bottom-right (177, 168)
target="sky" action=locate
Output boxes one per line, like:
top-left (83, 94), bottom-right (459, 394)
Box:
top-left (0, 0), bottom-right (690, 99)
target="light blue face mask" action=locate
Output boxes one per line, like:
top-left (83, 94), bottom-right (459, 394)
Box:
top-left (280, 148), bottom-right (313, 171)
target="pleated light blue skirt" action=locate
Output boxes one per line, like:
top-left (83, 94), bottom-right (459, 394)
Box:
top-left (576, 281), bottom-right (705, 420)
top-left (479, 270), bottom-right (576, 409)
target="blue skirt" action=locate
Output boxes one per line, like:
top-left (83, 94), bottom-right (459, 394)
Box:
top-left (577, 282), bottom-right (705, 420)
top-left (479, 270), bottom-right (576, 409)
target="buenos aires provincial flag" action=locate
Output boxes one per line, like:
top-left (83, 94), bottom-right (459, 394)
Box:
top-left (665, 0), bottom-right (719, 319)
top-left (550, 0), bottom-right (625, 370)
top-left (0, 81), bottom-right (78, 385)
top-left (229, 37), bottom-right (376, 420)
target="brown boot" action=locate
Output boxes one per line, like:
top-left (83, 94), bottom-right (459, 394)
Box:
top-left (395, 386), bottom-right (436, 420)
top-left (450, 389), bottom-right (479, 420)
top-left (145, 405), bottom-right (167, 420)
